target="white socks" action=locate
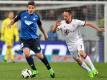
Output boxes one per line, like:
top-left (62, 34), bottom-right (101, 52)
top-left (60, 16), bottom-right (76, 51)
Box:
top-left (81, 62), bottom-right (91, 72)
top-left (84, 55), bottom-right (95, 71)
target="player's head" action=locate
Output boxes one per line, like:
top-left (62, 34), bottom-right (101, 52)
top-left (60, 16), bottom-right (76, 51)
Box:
top-left (27, 1), bottom-right (36, 14)
top-left (63, 9), bottom-right (73, 23)
top-left (8, 11), bottom-right (14, 19)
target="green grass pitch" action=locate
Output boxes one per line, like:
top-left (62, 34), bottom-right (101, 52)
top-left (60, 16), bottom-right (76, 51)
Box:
top-left (0, 62), bottom-right (107, 80)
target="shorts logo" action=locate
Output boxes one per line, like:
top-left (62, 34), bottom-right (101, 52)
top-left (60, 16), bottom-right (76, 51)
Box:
top-left (37, 47), bottom-right (41, 50)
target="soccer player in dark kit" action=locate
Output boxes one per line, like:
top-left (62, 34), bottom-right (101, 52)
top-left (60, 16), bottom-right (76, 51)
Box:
top-left (9, 1), bottom-right (55, 78)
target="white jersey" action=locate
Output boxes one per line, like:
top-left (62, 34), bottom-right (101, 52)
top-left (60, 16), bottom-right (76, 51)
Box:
top-left (58, 19), bottom-right (85, 51)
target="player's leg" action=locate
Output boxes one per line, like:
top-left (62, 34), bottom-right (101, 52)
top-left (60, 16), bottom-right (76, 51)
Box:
top-left (69, 43), bottom-right (91, 73)
top-left (71, 51), bottom-right (91, 73)
top-left (31, 39), bottom-right (55, 78)
top-left (36, 53), bottom-right (51, 70)
top-left (36, 53), bottom-right (55, 78)
top-left (21, 40), bottom-right (38, 77)
top-left (78, 41), bottom-right (98, 77)
top-left (23, 48), bottom-right (38, 77)
top-left (5, 45), bottom-right (9, 62)
top-left (4, 41), bottom-right (12, 62)
top-left (9, 46), bottom-right (14, 62)
top-left (79, 50), bottom-right (98, 76)
top-left (9, 41), bottom-right (15, 62)
top-left (85, 55), bottom-right (98, 76)
top-left (78, 50), bottom-right (94, 78)
top-left (79, 41), bottom-right (96, 70)
top-left (70, 42), bottom-right (94, 78)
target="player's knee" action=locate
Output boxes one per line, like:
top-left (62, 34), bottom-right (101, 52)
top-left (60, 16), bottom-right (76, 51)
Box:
top-left (79, 50), bottom-right (86, 58)
top-left (74, 57), bottom-right (82, 65)
top-left (77, 59), bottom-right (82, 65)
top-left (36, 53), bottom-right (44, 59)
top-left (23, 48), bottom-right (30, 58)
top-left (25, 52), bottom-right (30, 58)
top-left (80, 53), bottom-right (87, 59)
top-left (7, 45), bottom-right (12, 48)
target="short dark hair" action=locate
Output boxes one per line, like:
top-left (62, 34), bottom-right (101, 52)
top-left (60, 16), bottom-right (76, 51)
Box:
top-left (28, 1), bottom-right (35, 6)
top-left (64, 9), bottom-right (72, 15)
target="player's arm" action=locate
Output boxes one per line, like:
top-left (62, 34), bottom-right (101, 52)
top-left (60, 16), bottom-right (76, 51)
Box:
top-left (9, 12), bottom-right (21, 27)
top-left (0, 21), bottom-right (5, 41)
top-left (52, 20), bottom-right (61, 33)
top-left (85, 21), bottom-right (104, 32)
top-left (37, 20), bottom-right (48, 40)
top-left (14, 23), bottom-right (19, 42)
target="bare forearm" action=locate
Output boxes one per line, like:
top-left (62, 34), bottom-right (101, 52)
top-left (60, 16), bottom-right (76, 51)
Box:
top-left (39, 27), bottom-right (48, 40)
top-left (8, 20), bottom-right (15, 28)
top-left (10, 20), bottom-right (15, 25)
top-left (85, 21), bottom-right (104, 32)
top-left (52, 25), bottom-right (58, 33)
top-left (40, 27), bottom-right (46, 35)
top-left (85, 21), bottom-right (99, 31)
top-left (52, 20), bottom-right (61, 32)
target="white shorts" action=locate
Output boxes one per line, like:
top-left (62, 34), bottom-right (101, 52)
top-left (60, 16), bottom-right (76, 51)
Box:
top-left (67, 40), bottom-right (85, 59)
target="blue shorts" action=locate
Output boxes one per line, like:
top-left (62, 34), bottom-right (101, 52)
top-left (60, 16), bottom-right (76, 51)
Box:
top-left (21, 39), bottom-right (41, 53)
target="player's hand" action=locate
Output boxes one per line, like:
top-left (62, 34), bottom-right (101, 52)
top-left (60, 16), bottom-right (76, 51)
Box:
top-left (44, 34), bottom-right (48, 40)
top-left (56, 20), bottom-right (61, 27)
top-left (8, 20), bottom-right (14, 28)
top-left (98, 28), bottom-right (105, 32)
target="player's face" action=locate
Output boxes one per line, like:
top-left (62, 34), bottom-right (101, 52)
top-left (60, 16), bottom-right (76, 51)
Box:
top-left (27, 5), bottom-right (35, 14)
top-left (8, 12), bottom-right (14, 19)
top-left (63, 12), bottom-right (72, 23)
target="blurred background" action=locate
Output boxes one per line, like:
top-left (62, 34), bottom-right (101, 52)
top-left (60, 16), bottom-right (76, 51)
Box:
top-left (0, 0), bottom-right (106, 63)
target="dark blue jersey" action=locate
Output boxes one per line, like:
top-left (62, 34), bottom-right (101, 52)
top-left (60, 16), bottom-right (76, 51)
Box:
top-left (14, 11), bottom-right (41, 40)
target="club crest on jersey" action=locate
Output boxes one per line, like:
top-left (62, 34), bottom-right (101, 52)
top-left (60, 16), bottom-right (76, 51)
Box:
top-left (24, 16), bottom-right (27, 19)
top-left (33, 18), bottom-right (36, 20)
top-left (24, 20), bottom-right (33, 26)
top-left (64, 29), bottom-right (70, 35)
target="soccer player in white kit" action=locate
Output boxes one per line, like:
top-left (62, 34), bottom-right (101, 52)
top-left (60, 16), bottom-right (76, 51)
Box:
top-left (52, 9), bottom-right (104, 78)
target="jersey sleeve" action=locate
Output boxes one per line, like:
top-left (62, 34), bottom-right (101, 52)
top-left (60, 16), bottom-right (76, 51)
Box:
top-left (0, 20), bottom-right (5, 41)
top-left (14, 11), bottom-right (23, 22)
top-left (13, 23), bottom-right (19, 42)
top-left (37, 19), bottom-right (42, 28)
top-left (57, 25), bottom-right (62, 30)
top-left (76, 19), bottom-right (85, 27)
top-left (37, 15), bottom-right (42, 28)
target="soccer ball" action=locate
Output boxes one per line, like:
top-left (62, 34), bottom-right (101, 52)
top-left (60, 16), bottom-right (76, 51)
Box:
top-left (21, 69), bottom-right (32, 78)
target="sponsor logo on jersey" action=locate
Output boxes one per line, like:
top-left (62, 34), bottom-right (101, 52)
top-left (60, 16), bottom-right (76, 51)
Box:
top-left (24, 20), bottom-right (33, 26)
top-left (24, 16), bottom-right (27, 19)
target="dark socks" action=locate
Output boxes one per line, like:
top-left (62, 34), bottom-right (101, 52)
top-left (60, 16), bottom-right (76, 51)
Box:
top-left (40, 55), bottom-right (51, 70)
top-left (26, 56), bottom-right (37, 70)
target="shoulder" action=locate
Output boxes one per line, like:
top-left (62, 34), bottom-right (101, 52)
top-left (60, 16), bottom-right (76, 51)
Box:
top-left (72, 19), bottom-right (84, 23)
top-left (2, 18), bottom-right (8, 23)
top-left (20, 10), bottom-right (26, 14)
top-left (34, 13), bottom-right (41, 19)
top-left (72, 19), bottom-right (79, 22)
top-left (18, 10), bottom-right (26, 16)
top-left (61, 20), bottom-right (66, 24)
top-left (73, 19), bottom-right (84, 22)
top-left (72, 19), bottom-right (85, 27)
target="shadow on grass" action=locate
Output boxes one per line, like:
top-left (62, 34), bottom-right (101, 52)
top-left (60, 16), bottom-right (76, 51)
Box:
top-left (96, 73), bottom-right (107, 79)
